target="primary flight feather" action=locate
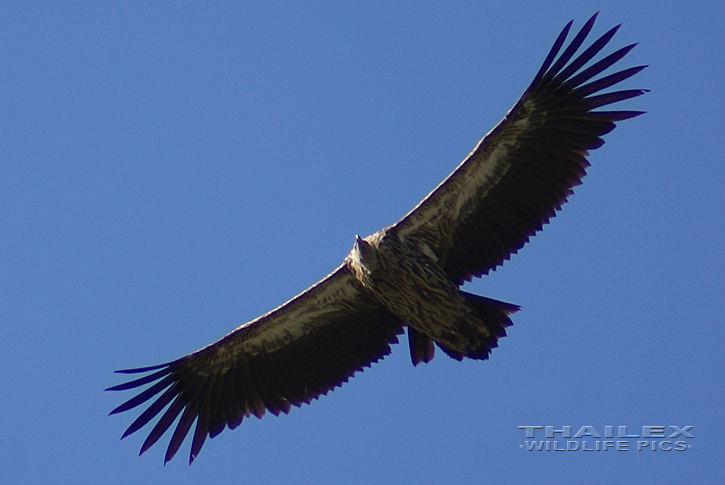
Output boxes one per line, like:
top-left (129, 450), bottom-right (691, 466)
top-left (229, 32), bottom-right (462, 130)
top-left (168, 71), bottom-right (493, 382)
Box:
top-left (108, 14), bottom-right (647, 464)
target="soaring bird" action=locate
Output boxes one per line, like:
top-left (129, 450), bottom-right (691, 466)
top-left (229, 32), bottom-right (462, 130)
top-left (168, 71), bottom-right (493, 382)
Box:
top-left (108, 14), bottom-right (646, 464)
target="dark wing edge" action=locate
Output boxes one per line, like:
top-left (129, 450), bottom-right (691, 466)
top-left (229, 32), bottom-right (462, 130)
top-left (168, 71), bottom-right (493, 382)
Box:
top-left (107, 265), bottom-right (403, 465)
top-left (393, 13), bottom-right (647, 285)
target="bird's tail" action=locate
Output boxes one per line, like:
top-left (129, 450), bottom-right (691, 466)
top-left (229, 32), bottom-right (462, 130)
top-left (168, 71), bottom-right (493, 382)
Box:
top-left (408, 292), bottom-right (519, 365)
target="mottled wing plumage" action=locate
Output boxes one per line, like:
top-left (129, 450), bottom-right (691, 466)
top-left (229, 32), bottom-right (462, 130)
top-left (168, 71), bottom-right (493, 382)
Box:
top-left (393, 13), bottom-right (647, 284)
top-left (108, 266), bottom-right (403, 464)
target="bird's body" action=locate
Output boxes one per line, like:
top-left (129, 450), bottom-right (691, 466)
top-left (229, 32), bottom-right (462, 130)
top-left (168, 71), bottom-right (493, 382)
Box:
top-left (348, 231), bottom-right (515, 360)
top-left (109, 14), bottom-right (647, 464)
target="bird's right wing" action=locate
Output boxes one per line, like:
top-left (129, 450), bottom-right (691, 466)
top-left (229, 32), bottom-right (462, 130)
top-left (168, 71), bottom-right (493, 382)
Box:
top-left (393, 14), bottom-right (647, 285)
top-left (107, 265), bottom-right (403, 464)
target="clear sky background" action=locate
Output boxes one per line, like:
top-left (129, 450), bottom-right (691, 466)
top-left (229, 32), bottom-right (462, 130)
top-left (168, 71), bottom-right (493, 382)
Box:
top-left (2, 1), bottom-right (723, 483)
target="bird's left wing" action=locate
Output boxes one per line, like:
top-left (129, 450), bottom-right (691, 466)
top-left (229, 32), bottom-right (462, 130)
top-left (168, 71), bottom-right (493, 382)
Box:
top-left (107, 265), bottom-right (402, 464)
top-left (392, 14), bottom-right (647, 285)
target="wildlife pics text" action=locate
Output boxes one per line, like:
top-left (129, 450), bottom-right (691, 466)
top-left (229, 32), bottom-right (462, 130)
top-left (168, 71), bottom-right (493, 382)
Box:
top-left (518, 426), bottom-right (694, 452)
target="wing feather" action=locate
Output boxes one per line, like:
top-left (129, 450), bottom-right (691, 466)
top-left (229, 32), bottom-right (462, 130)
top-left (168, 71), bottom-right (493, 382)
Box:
top-left (393, 14), bottom-right (647, 284)
top-left (108, 265), bottom-right (403, 464)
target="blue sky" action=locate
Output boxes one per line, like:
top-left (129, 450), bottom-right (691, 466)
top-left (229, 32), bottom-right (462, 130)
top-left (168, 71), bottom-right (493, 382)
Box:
top-left (2, 1), bottom-right (723, 483)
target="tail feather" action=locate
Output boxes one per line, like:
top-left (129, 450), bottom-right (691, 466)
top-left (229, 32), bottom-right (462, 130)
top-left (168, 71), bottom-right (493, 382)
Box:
top-left (454, 292), bottom-right (519, 360)
top-left (408, 292), bottom-right (519, 365)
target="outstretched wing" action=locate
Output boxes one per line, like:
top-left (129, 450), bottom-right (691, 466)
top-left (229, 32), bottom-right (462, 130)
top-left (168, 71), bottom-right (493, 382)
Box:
top-left (107, 265), bottom-right (403, 464)
top-left (393, 13), bottom-right (647, 285)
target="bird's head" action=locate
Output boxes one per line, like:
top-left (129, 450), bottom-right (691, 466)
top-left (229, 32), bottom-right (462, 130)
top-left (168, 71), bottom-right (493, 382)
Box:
top-left (349, 235), bottom-right (382, 281)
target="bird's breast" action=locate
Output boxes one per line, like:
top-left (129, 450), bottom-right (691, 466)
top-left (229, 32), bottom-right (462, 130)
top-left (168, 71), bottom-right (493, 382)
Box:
top-left (357, 235), bottom-right (480, 351)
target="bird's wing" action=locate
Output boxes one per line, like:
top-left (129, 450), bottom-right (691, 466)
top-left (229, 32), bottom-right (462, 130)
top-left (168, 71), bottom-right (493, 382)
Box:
top-left (107, 265), bottom-right (403, 464)
top-left (392, 14), bottom-right (647, 285)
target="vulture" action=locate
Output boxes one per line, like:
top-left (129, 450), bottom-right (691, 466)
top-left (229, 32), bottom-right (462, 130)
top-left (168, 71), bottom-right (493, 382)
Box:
top-left (108, 13), bottom-right (646, 464)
